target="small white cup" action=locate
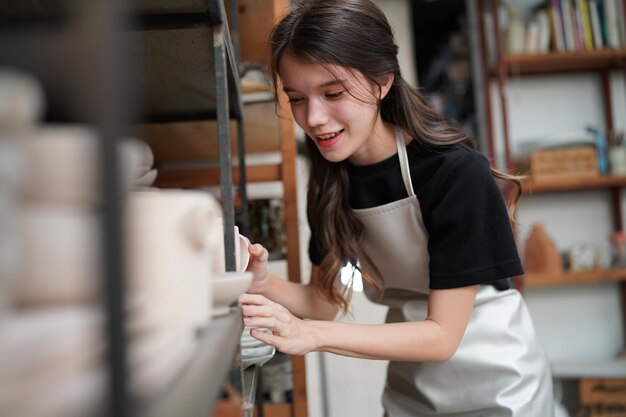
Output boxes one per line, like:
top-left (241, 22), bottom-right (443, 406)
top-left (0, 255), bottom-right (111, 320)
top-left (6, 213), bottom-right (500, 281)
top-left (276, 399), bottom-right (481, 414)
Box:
top-left (211, 220), bottom-right (251, 273)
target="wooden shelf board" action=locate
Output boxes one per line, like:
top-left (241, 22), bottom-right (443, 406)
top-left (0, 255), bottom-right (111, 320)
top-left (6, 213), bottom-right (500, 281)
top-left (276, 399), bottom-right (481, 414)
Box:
top-left (493, 49), bottom-right (626, 76)
top-left (254, 403), bottom-right (292, 417)
top-left (522, 175), bottom-right (626, 194)
top-left (524, 268), bottom-right (626, 287)
top-left (133, 99), bottom-right (281, 164)
top-left (154, 164), bottom-right (282, 188)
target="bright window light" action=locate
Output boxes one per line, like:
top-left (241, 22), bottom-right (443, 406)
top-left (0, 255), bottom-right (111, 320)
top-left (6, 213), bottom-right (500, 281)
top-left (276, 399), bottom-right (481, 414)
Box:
top-left (340, 263), bottom-right (363, 292)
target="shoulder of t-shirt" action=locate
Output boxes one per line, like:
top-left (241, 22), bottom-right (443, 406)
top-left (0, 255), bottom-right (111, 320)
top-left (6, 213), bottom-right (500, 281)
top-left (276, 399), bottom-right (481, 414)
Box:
top-left (407, 141), bottom-right (492, 188)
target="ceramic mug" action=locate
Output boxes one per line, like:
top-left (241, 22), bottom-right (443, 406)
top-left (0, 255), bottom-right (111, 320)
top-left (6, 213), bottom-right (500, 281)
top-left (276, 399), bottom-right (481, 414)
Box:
top-left (211, 220), bottom-right (251, 273)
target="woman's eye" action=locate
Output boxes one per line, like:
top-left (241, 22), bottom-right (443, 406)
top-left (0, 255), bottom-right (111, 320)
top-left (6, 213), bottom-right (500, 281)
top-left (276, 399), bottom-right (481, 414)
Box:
top-left (287, 97), bottom-right (304, 104)
top-left (326, 91), bottom-right (345, 99)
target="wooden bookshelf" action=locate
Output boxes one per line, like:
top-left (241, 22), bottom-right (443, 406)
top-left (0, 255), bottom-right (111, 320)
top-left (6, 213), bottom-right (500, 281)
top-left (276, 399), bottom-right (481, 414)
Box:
top-left (521, 174), bottom-right (626, 194)
top-left (492, 48), bottom-right (626, 76)
top-left (524, 268), bottom-right (626, 287)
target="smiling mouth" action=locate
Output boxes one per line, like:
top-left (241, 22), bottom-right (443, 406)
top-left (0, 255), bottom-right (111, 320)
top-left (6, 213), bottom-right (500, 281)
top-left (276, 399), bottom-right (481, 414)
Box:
top-left (315, 129), bottom-right (343, 141)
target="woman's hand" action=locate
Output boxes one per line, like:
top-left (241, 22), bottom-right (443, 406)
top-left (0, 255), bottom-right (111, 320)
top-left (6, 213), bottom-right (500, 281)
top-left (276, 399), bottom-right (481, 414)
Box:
top-left (239, 293), bottom-right (317, 356)
top-left (245, 243), bottom-right (270, 294)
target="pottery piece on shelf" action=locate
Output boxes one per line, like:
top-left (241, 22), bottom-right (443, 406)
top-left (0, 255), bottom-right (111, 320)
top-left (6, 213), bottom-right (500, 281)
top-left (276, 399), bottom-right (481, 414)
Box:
top-left (15, 205), bottom-right (101, 306)
top-left (0, 68), bottom-right (45, 131)
top-left (134, 168), bottom-right (158, 188)
top-left (212, 220), bottom-right (251, 273)
top-left (0, 307), bottom-right (105, 417)
top-left (21, 127), bottom-right (146, 205)
top-left (128, 323), bottom-right (196, 399)
top-left (523, 223), bottom-right (564, 274)
top-left (211, 271), bottom-right (252, 317)
top-left (126, 189), bottom-right (222, 330)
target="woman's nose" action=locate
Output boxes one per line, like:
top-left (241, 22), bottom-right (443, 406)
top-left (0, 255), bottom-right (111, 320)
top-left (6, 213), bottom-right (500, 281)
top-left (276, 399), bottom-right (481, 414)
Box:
top-left (306, 99), bottom-right (328, 127)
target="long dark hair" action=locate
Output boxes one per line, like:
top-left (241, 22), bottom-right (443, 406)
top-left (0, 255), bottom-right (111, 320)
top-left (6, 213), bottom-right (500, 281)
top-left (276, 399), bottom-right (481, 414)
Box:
top-left (269, 0), bottom-right (522, 312)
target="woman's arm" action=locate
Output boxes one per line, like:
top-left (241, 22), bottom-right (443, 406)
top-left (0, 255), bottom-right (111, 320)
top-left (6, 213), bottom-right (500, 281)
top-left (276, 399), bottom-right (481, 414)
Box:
top-left (245, 243), bottom-right (338, 321)
top-left (239, 285), bottom-right (478, 362)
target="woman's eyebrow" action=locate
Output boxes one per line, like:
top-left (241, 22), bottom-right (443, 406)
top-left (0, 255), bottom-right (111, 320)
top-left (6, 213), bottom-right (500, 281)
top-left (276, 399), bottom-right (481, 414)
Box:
top-left (283, 79), bottom-right (347, 93)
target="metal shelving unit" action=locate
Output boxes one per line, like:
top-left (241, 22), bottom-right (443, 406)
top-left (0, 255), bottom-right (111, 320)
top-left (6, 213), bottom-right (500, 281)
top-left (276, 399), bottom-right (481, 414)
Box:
top-left (0, 0), bottom-right (247, 415)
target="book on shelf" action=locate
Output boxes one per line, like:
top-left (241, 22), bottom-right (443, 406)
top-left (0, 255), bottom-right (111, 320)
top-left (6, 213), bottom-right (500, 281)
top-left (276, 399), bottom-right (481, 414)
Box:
top-left (561, 0), bottom-right (578, 51)
top-left (576, 0), bottom-right (595, 50)
top-left (506, 4), bottom-right (527, 54)
top-left (550, 0), bottom-right (567, 51)
top-left (604, 0), bottom-right (624, 49)
top-left (525, 19), bottom-right (541, 54)
top-left (523, 4), bottom-right (551, 54)
top-left (617, 0), bottom-right (626, 45)
top-left (537, 9), bottom-right (552, 52)
top-left (588, 0), bottom-right (605, 49)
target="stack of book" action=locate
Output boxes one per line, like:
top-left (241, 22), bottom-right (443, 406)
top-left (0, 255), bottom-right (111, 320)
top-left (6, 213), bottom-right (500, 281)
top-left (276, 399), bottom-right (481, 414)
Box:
top-left (507, 0), bottom-right (626, 54)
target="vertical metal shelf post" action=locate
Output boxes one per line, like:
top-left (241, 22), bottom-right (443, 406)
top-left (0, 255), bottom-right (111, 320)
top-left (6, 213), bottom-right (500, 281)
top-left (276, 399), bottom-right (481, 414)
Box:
top-left (74, 1), bottom-right (130, 415)
top-left (229, 0), bottom-right (250, 237)
top-left (214, 16), bottom-right (236, 272)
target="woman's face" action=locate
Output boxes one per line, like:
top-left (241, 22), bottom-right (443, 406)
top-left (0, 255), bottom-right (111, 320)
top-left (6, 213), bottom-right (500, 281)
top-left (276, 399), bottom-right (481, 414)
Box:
top-left (278, 52), bottom-right (392, 165)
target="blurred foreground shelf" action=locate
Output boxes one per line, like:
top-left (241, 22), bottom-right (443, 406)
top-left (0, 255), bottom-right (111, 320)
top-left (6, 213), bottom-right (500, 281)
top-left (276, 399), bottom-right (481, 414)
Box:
top-left (135, 310), bottom-right (242, 417)
top-left (0, 0), bottom-right (242, 124)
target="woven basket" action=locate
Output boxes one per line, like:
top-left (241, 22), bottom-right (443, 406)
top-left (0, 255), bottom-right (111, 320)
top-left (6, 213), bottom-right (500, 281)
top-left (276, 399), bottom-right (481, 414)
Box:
top-left (529, 146), bottom-right (599, 181)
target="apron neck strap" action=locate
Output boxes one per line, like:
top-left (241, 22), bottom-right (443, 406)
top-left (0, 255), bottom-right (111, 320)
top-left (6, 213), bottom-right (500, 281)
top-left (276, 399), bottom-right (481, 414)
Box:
top-left (394, 125), bottom-right (415, 197)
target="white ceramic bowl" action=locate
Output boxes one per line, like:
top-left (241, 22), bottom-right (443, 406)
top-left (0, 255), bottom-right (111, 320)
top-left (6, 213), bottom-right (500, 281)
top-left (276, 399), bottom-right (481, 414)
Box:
top-left (211, 271), bottom-right (252, 317)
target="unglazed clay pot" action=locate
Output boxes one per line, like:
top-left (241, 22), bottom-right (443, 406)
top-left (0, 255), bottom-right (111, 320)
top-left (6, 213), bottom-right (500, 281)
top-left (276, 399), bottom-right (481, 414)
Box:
top-left (126, 189), bottom-right (222, 330)
top-left (523, 223), bottom-right (563, 274)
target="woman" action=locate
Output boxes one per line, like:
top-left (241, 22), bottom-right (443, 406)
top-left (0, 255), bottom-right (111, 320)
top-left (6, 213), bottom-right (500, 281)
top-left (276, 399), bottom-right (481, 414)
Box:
top-left (239, 0), bottom-right (554, 415)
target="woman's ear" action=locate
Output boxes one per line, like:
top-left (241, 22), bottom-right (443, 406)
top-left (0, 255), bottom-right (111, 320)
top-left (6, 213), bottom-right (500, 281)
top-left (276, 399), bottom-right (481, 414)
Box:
top-left (378, 73), bottom-right (395, 100)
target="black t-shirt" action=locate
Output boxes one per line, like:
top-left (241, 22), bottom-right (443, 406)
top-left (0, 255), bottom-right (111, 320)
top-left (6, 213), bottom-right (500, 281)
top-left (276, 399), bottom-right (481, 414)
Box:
top-left (308, 141), bottom-right (523, 290)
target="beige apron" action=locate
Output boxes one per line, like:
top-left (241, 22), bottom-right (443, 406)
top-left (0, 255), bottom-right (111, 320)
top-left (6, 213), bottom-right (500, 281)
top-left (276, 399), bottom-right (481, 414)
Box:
top-left (353, 127), bottom-right (554, 417)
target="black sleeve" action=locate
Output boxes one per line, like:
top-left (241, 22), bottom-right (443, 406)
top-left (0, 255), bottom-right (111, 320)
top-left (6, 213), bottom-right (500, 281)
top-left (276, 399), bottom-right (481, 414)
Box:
top-left (425, 150), bottom-right (523, 289)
